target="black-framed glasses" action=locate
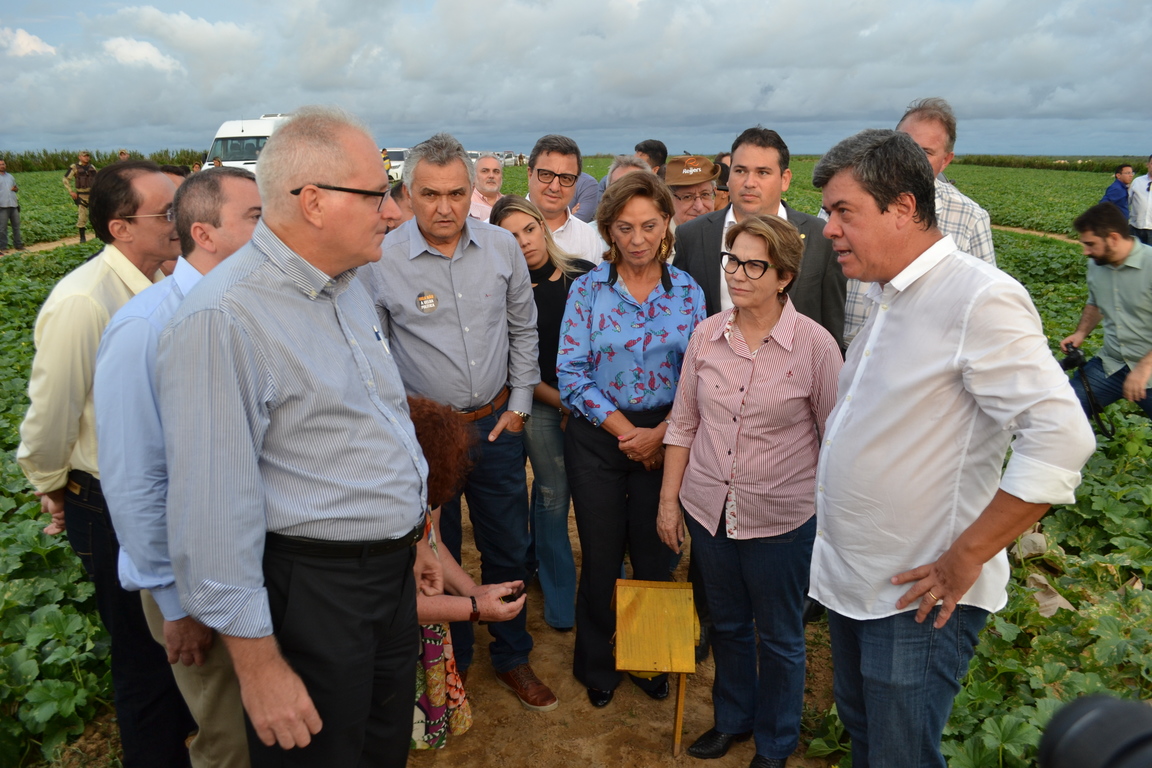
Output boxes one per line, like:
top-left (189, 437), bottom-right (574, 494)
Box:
top-left (673, 191), bottom-right (716, 204)
top-left (290, 183), bottom-right (391, 212)
top-left (722, 251), bottom-right (775, 279)
top-left (532, 168), bottom-right (578, 187)
top-left (122, 208), bottom-right (175, 223)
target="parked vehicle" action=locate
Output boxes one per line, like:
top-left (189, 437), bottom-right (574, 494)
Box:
top-left (206, 114), bottom-right (290, 169)
top-left (386, 148), bottom-right (408, 183)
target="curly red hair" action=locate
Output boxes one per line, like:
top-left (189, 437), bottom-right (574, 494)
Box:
top-left (406, 396), bottom-right (477, 509)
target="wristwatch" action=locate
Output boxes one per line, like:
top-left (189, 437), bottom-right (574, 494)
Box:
top-left (511, 410), bottom-right (530, 421)
top-left (469, 596), bottom-right (480, 622)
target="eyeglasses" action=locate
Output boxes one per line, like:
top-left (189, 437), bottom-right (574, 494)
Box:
top-left (722, 251), bottom-right (775, 280)
top-left (672, 191), bottom-right (716, 204)
top-left (122, 209), bottom-right (175, 223)
top-left (290, 183), bottom-right (391, 212)
top-left (532, 168), bottom-right (578, 187)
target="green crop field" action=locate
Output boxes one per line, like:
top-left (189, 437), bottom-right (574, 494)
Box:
top-left (0, 160), bottom-right (1149, 767)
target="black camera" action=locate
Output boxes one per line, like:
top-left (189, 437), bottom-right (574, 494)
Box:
top-left (1038, 694), bottom-right (1152, 768)
top-left (1061, 346), bottom-right (1087, 371)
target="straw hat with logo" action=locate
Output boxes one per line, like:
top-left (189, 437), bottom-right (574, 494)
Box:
top-left (665, 155), bottom-right (721, 187)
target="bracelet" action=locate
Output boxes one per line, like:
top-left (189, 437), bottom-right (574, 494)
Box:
top-left (469, 595), bottom-right (480, 622)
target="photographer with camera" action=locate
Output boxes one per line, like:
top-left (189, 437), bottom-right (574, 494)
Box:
top-left (1061, 203), bottom-right (1152, 420)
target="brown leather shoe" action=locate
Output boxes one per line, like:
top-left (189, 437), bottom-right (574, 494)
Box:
top-left (495, 663), bottom-right (558, 712)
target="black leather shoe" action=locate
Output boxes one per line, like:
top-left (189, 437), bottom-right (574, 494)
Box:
top-left (748, 756), bottom-right (786, 768)
top-left (587, 687), bottom-right (614, 707)
top-left (643, 679), bottom-right (669, 700)
top-left (686, 728), bottom-right (753, 759)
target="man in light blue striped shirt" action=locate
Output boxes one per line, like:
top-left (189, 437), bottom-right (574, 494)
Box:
top-left (96, 166), bottom-right (262, 768)
top-left (157, 107), bottom-right (439, 766)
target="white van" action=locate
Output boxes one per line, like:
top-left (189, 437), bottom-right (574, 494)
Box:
top-left (207, 114), bottom-right (291, 169)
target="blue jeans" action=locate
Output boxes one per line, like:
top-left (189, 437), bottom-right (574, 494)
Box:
top-left (686, 513), bottom-right (815, 759)
top-left (64, 474), bottom-right (195, 767)
top-left (1069, 355), bottom-right (1152, 418)
top-left (827, 605), bottom-right (988, 768)
top-left (439, 403), bottom-right (533, 674)
top-left (523, 405), bottom-right (576, 629)
top-left (0, 206), bottom-right (20, 250)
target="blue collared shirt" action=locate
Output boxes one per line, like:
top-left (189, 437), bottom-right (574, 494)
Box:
top-left (364, 217), bottom-right (540, 414)
top-left (157, 221), bottom-right (428, 638)
top-left (1101, 178), bottom-right (1130, 220)
top-left (557, 261), bottom-right (706, 426)
top-left (95, 257), bottom-right (202, 621)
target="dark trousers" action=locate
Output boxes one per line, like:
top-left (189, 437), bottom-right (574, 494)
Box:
top-left (1131, 226), bottom-right (1152, 246)
top-left (566, 408), bottom-right (671, 692)
top-left (63, 472), bottom-right (194, 768)
top-left (0, 206), bottom-right (20, 250)
top-left (252, 540), bottom-right (419, 767)
top-left (440, 401), bottom-right (533, 674)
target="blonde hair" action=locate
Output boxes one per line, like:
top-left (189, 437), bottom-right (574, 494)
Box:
top-left (489, 194), bottom-right (583, 278)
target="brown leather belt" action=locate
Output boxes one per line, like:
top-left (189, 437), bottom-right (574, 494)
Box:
top-left (457, 386), bottom-right (509, 422)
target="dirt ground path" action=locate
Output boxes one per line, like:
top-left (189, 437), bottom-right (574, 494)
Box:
top-left (991, 224), bottom-right (1077, 243)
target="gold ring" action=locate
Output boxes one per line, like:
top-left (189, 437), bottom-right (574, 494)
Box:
top-left (927, 590), bottom-right (940, 602)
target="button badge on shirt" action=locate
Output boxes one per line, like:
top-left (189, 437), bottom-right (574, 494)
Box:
top-left (416, 291), bottom-right (438, 313)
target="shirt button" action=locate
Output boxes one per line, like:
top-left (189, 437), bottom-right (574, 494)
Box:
top-left (458, 293), bottom-right (463, 298)
top-left (727, 450), bottom-right (732, 455)
top-left (818, 530), bottom-right (824, 537)
top-left (845, 395), bottom-right (852, 402)
top-left (464, 327), bottom-right (469, 332)
top-left (864, 349), bottom-right (871, 357)
top-left (825, 439), bottom-right (831, 446)
top-left (739, 386), bottom-right (744, 392)
top-left (732, 416), bottom-right (737, 422)
top-left (880, 304), bottom-right (889, 311)
top-left (818, 485), bottom-right (824, 493)
top-left (470, 361), bottom-right (476, 366)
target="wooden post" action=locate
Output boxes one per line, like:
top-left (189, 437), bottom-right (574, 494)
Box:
top-left (673, 672), bottom-right (687, 756)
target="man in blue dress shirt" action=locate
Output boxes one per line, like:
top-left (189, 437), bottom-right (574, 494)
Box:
top-left (1100, 163), bottom-right (1134, 220)
top-left (157, 107), bottom-right (440, 767)
top-left (95, 166), bottom-right (262, 768)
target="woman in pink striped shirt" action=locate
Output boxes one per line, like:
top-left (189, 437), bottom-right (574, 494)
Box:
top-left (658, 214), bottom-right (842, 768)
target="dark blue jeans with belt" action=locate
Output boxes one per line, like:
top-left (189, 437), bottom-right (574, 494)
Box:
top-left (438, 402), bottom-right (534, 673)
top-left (64, 471), bottom-right (194, 768)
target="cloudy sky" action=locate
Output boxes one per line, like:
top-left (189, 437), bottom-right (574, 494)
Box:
top-left (4, 0), bottom-right (1150, 157)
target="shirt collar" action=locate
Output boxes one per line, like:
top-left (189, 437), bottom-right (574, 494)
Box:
top-left (251, 220), bottom-right (355, 300)
top-left (171, 256), bottom-right (204, 296)
top-left (404, 217), bottom-right (480, 261)
top-left (711, 298), bottom-right (798, 352)
top-left (886, 234), bottom-right (957, 293)
top-left (1119, 239), bottom-right (1150, 269)
top-left (607, 261), bottom-right (673, 293)
top-left (102, 242), bottom-right (162, 295)
top-left (723, 202), bottom-right (788, 233)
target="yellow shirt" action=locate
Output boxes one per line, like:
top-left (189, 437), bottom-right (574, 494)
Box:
top-left (17, 244), bottom-right (159, 491)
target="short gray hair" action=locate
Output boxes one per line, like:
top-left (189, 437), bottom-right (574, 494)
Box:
top-left (403, 133), bottom-right (475, 189)
top-left (256, 106), bottom-right (371, 218)
top-left (898, 97), bottom-right (957, 153)
top-left (813, 129), bottom-right (937, 231)
top-left (476, 152), bottom-right (502, 165)
top-left (607, 155), bottom-right (651, 184)
top-left (174, 166), bottom-right (257, 255)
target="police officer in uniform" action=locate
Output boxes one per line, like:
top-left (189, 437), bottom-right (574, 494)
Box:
top-left (63, 150), bottom-right (98, 242)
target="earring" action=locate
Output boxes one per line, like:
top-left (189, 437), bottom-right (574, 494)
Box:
top-left (658, 240), bottom-right (670, 260)
top-left (610, 242), bottom-right (620, 262)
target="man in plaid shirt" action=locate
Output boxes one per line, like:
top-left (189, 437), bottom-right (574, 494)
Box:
top-left (840, 98), bottom-right (996, 346)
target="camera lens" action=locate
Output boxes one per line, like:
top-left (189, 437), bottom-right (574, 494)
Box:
top-left (1038, 695), bottom-right (1152, 768)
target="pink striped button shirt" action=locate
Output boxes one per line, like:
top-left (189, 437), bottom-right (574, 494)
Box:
top-left (665, 300), bottom-right (842, 539)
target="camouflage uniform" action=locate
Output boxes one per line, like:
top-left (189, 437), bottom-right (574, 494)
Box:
top-left (63, 158), bottom-right (97, 240)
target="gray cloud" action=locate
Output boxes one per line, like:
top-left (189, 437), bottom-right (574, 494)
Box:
top-left (2, 0), bottom-right (1149, 156)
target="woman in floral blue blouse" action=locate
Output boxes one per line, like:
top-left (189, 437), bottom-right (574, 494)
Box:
top-left (557, 172), bottom-right (706, 708)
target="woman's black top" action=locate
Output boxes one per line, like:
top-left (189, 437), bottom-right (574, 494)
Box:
top-left (531, 259), bottom-right (596, 390)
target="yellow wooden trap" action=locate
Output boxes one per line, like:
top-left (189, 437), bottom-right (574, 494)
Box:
top-left (613, 579), bottom-right (698, 755)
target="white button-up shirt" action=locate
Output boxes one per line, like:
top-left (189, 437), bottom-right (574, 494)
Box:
top-left (810, 236), bottom-right (1095, 620)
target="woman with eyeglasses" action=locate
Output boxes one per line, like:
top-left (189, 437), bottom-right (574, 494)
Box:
top-left (489, 195), bottom-right (595, 634)
top-left (657, 214), bottom-right (841, 768)
top-left (556, 172), bottom-right (706, 708)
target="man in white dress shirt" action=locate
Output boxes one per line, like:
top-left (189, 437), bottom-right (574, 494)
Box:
top-left (526, 134), bottom-right (603, 264)
top-left (810, 129), bottom-right (1095, 768)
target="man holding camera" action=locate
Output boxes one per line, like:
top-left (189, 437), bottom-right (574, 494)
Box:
top-left (1062, 203), bottom-right (1152, 419)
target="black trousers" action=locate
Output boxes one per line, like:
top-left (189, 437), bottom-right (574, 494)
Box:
top-left (565, 408), bottom-right (672, 692)
top-left (251, 540), bottom-right (419, 767)
top-left (64, 472), bottom-right (194, 768)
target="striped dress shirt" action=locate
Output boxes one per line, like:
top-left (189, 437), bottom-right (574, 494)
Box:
top-left (665, 300), bottom-right (842, 539)
top-left (157, 221), bottom-right (428, 638)
top-left (842, 177), bottom-right (995, 345)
